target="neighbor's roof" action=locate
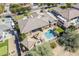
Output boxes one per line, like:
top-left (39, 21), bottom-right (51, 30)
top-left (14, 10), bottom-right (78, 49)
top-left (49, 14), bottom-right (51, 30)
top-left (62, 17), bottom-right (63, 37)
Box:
top-left (73, 4), bottom-right (79, 8)
top-left (69, 9), bottom-right (79, 20)
top-left (0, 18), bottom-right (12, 31)
top-left (18, 12), bottom-right (57, 33)
top-left (0, 17), bottom-right (14, 32)
top-left (0, 24), bottom-right (9, 32)
top-left (53, 7), bottom-right (79, 21)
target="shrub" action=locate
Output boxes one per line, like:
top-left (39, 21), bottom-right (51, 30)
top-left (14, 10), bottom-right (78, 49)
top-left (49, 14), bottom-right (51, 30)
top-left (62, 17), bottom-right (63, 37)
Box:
top-left (15, 23), bottom-right (19, 31)
top-left (60, 6), bottom-right (67, 9)
top-left (0, 4), bottom-right (4, 14)
top-left (50, 42), bottom-right (56, 49)
top-left (66, 3), bottom-right (72, 8)
top-left (19, 33), bottom-right (26, 41)
top-left (68, 25), bottom-right (76, 31)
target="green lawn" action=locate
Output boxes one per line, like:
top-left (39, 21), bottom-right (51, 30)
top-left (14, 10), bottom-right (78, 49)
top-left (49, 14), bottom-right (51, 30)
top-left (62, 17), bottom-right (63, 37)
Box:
top-left (0, 40), bottom-right (8, 56)
top-left (0, 46), bottom-right (8, 56)
top-left (55, 27), bottom-right (64, 34)
top-left (0, 40), bottom-right (8, 47)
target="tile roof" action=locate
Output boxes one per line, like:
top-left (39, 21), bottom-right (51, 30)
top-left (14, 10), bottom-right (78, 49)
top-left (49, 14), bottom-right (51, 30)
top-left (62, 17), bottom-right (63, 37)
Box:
top-left (18, 12), bottom-right (57, 33)
top-left (53, 7), bottom-right (79, 21)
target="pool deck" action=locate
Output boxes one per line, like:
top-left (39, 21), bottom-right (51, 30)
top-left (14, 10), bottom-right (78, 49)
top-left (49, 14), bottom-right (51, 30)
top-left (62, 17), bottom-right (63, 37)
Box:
top-left (27, 26), bottom-right (56, 44)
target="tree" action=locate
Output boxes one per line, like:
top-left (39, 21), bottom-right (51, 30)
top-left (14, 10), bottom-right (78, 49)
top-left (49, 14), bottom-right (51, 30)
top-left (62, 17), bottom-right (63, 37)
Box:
top-left (57, 28), bottom-right (79, 52)
top-left (46, 3), bottom-right (57, 7)
top-left (0, 4), bottom-right (4, 14)
top-left (26, 43), bottom-right (53, 56)
top-left (66, 3), bottom-right (72, 8)
top-left (60, 6), bottom-right (67, 9)
top-left (10, 4), bottom-right (20, 13)
top-left (10, 4), bottom-right (31, 15)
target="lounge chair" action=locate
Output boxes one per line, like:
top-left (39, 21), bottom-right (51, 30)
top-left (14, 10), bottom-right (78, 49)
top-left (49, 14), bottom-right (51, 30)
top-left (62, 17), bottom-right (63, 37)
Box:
top-left (32, 36), bottom-right (38, 40)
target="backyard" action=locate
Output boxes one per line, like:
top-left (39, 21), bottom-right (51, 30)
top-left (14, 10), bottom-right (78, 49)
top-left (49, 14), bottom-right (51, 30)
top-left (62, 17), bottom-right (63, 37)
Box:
top-left (0, 40), bottom-right (8, 56)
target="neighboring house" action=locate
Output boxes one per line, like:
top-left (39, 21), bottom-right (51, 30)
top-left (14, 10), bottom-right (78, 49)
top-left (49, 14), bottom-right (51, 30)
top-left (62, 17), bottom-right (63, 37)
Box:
top-left (73, 3), bottom-right (79, 8)
top-left (68, 17), bottom-right (79, 28)
top-left (0, 17), bottom-right (14, 41)
top-left (53, 7), bottom-right (79, 21)
top-left (20, 3), bottom-right (32, 8)
top-left (0, 17), bottom-right (18, 56)
top-left (0, 25), bottom-right (9, 41)
top-left (18, 10), bottom-right (57, 33)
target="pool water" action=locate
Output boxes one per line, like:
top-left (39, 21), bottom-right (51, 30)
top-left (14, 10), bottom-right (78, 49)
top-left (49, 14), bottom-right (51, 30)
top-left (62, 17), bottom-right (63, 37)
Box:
top-left (44, 29), bottom-right (56, 40)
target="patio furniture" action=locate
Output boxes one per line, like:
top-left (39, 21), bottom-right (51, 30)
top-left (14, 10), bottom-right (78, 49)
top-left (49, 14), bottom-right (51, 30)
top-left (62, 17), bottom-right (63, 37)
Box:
top-left (32, 36), bottom-right (38, 40)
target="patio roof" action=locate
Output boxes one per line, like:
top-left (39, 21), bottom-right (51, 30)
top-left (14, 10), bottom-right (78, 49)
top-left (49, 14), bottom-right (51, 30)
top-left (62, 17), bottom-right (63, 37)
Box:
top-left (21, 38), bottom-right (36, 50)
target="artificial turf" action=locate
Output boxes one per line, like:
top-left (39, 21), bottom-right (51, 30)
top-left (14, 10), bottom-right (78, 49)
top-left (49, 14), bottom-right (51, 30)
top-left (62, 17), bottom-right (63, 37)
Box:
top-left (55, 26), bottom-right (64, 34)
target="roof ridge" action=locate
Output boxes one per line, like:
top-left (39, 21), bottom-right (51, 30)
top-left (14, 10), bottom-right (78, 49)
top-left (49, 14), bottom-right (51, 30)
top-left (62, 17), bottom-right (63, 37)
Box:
top-left (21, 16), bottom-right (48, 33)
top-left (21, 17), bottom-right (29, 32)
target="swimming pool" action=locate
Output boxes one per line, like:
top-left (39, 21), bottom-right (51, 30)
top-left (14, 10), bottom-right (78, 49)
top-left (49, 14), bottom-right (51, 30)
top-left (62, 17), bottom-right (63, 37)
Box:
top-left (44, 29), bottom-right (56, 40)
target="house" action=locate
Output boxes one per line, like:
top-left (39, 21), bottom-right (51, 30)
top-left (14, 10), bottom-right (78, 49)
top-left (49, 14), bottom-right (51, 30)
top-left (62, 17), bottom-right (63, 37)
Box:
top-left (53, 7), bottom-right (79, 21)
top-left (20, 3), bottom-right (32, 8)
top-left (18, 10), bottom-right (57, 33)
top-left (0, 17), bottom-right (14, 41)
